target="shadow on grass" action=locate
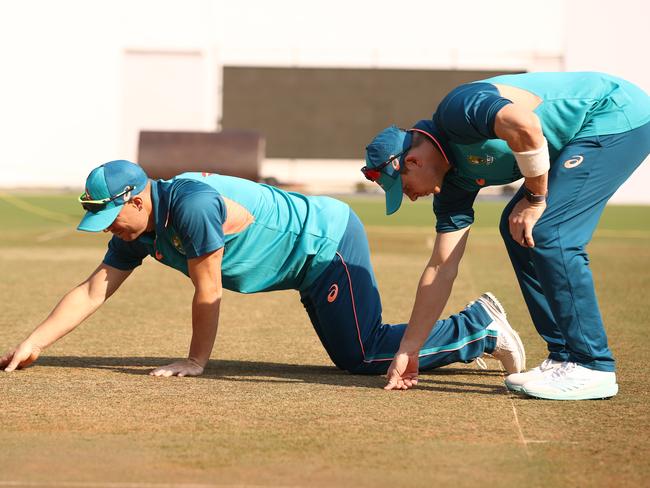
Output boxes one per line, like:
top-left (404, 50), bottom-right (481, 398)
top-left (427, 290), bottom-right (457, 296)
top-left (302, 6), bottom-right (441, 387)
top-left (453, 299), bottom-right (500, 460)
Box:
top-left (34, 355), bottom-right (507, 395)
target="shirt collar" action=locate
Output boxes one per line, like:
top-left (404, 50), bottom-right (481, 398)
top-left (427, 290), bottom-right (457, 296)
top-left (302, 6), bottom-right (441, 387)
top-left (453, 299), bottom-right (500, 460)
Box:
top-left (149, 178), bottom-right (173, 233)
top-left (412, 119), bottom-right (456, 167)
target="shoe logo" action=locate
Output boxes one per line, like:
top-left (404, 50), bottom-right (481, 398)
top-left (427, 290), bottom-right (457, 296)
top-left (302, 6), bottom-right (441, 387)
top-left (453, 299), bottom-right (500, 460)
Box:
top-left (327, 284), bottom-right (339, 303)
top-left (564, 155), bottom-right (584, 169)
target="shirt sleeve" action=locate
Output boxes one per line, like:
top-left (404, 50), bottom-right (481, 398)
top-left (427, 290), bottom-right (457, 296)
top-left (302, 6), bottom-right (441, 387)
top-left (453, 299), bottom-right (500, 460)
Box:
top-left (434, 82), bottom-right (512, 143)
top-left (103, 235), bottom-right (150, 270)
top-left (433, 176), bottom-right (480, 233)
top-left (170, 180), bottom-right (227, 259)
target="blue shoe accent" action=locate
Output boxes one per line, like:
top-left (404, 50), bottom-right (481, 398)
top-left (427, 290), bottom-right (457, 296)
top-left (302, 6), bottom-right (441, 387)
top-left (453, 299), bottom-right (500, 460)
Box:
top-left (505, 378), bottom-right (525, 393)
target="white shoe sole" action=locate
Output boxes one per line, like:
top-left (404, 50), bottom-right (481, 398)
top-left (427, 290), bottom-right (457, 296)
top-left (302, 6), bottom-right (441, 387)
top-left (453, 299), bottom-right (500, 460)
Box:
top-left (522, 383), bottom-right (619, 401)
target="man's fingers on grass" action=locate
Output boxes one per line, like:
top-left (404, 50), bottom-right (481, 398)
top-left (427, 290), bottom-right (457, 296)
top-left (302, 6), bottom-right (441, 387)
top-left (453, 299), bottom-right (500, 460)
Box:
top-left (5, 359), bottom-right (21, 372)
top-left (384, 378), bottom-right (398, 390)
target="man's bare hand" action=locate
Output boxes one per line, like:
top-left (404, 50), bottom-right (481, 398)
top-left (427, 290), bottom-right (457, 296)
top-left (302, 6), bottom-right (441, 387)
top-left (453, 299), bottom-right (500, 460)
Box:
top-left (150, 358), bottom-right (205, 377)
top-left (509, 199), bottom-right (547, 248)
top-left (1, 341), bottom-right (42, 372)
top-left (384, 351), bottom-right (420, 390)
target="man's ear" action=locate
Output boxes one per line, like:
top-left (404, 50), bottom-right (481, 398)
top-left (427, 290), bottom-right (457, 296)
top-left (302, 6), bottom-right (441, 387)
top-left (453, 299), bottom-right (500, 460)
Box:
top-left (404, 153), bottom-right (421, 169)
top-left (131, 196), bottom-right (144, 210)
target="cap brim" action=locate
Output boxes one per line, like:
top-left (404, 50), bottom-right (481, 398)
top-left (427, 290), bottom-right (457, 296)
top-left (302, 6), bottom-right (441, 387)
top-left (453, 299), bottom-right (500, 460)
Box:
top-left (77, 205), bottom-right (122, 232)
top-left (384, 174), bottom-right (404, 215)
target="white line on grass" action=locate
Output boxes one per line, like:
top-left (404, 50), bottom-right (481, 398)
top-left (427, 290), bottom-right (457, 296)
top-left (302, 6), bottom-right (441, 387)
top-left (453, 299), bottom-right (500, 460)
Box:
top-left (463, 269), bottom-right (535, 458)
top-left (0, 192), bottom-right (77, 225)
top-left (508, 395), bottom-right (532, 459)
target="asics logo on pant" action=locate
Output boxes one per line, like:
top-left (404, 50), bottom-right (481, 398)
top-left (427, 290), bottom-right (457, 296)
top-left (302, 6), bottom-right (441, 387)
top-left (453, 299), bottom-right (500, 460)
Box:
top-left (564, 155), bottom-right (584, 169)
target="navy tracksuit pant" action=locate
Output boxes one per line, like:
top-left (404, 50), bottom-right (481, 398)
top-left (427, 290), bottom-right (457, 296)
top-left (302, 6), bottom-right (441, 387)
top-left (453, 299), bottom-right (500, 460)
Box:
top-left (500, 122), bottom-right (650, 372)
top-left (300, 210), bottom-right (497, 374)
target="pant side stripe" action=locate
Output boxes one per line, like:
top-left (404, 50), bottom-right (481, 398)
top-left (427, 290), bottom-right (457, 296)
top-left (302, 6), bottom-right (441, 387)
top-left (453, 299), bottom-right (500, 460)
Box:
top-left (336, 251), bottom-right (367, 360)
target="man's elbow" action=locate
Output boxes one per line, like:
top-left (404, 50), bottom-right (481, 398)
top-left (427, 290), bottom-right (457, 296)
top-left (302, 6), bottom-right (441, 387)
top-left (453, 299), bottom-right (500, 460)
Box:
top-left (194, 285), bottom-right (222, 304)
top-left (519, 114), bottom-right (543, 147)
top-left (498, 108), bottom-right (544, 151)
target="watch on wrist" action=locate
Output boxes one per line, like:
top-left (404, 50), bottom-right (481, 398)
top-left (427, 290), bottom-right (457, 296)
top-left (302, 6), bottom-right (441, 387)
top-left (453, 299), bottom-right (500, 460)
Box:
top-left (523, 186), bottom-right (547, 204)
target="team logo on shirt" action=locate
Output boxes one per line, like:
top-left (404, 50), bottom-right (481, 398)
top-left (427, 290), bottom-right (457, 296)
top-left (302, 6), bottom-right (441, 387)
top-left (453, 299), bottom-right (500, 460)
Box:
top-left (564, 155), bottom-right (584, 169)
top-left (327, 284), bottom-right (339, 303)
top-left (172, 235), bottom-right (186, 255)
top-left (468, 155), bottom-right (494, 165)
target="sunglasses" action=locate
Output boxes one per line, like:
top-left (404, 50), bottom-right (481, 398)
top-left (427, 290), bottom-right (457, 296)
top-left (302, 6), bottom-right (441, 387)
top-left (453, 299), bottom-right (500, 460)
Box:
top-left (360, 146), bottom-right (410, 182)
top-left (78, 185), bottom-right (135, 213)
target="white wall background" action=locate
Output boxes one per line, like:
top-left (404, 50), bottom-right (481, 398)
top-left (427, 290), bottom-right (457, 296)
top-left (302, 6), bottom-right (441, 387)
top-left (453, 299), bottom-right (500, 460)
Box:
top-left (0, 0), bottom-right (648, 201)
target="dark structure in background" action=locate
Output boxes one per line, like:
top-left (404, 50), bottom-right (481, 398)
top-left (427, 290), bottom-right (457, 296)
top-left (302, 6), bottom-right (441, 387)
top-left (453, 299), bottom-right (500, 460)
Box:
top-left (222, 67), bottom-right (521, 159)
top-left (137, 67), bottom-right (521, 183)
top-left (138, 130), bottom-right (265, 181)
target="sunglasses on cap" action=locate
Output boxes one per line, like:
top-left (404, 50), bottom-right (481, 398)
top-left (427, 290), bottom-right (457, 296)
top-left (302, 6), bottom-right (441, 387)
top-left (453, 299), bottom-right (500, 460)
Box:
top-left (360, 146), bottom-right (410, 182)
top-left (78, 185), bottom-right (135, 213)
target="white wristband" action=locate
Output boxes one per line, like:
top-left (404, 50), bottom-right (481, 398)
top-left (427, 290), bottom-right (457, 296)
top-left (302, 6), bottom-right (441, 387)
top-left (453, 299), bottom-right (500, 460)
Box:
top-left (513, 138), bottom-right (550, 177)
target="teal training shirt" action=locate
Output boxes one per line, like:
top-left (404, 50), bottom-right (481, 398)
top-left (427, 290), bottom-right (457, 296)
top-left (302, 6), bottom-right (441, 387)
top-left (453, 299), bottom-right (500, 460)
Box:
top-left (411, 72), bottom-right (650, 232)
top-left (485, 71), bottom-right (650, 151)
top-left (103, 173), bottom-right (350, 293)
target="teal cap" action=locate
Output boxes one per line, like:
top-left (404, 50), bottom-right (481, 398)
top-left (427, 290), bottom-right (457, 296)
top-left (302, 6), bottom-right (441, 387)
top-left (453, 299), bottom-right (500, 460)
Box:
top-left (364, 125), bottom-right (412, 215)
top-left (77, 160), bottom-right (148, 232)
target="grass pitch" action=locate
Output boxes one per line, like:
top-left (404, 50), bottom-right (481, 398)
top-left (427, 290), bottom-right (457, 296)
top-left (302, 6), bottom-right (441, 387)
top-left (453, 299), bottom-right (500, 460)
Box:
top-left (0, 192), bottom-right (649, 487)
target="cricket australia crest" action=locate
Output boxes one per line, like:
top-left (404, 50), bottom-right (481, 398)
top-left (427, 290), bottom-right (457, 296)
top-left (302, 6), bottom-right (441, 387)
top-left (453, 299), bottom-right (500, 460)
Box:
top-left (172, 235), bottom-right (186, 255)
top-left (468, 155), bottom-right (494, 165)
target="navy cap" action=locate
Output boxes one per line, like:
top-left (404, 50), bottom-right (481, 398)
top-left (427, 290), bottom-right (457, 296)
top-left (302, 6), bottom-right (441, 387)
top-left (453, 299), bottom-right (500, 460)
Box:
top-left (77, 160), bottom-right (149, 232)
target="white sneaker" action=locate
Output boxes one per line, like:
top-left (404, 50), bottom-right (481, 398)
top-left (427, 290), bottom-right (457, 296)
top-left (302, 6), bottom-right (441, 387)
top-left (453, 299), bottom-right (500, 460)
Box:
top-left (521, 362), bottom-right (618, 400)
top-left (476, 292), bottom-right (526, 374)
top-left (505, 358), bottom-right (563, 392)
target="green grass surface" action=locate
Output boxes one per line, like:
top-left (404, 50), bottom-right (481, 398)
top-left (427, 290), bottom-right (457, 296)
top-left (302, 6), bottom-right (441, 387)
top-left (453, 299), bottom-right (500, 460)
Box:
top-left (1, 192), bottom-right (649, 487)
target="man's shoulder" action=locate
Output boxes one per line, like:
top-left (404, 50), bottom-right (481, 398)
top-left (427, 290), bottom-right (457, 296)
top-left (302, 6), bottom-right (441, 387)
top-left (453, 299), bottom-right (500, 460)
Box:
top-left (167, 174), bottom-right (219, 193)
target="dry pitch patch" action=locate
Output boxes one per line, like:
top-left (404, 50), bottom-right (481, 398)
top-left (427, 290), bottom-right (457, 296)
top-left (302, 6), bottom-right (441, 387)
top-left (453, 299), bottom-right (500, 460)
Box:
top-left (1, 196), bottom-right (649, 487)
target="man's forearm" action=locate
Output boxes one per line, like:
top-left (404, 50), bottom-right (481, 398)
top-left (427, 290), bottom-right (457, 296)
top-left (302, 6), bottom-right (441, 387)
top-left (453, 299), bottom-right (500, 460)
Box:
top-left (188, 291), bottom-right (221, 367)
top-left (399, 265), bottom-right (456, 353)
top-left (27, 283), bottom-right (104, 349)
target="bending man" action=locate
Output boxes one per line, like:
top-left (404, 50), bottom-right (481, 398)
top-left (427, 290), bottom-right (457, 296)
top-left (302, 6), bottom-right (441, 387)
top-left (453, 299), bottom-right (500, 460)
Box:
top-left (363, 71), bottom-right (649, 399)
